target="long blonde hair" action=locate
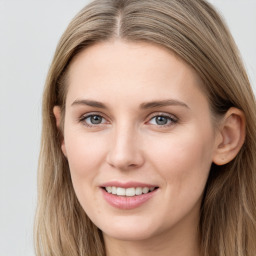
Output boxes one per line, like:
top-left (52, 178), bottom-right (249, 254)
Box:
top-left (34, 0), bottom-right (256, 255)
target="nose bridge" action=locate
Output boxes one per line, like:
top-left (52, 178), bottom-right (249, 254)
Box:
top-left (107, 121), bottom-right (144, 169)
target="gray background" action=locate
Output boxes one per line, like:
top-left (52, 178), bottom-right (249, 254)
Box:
top-left (0, 1), bottom-right (255, 255)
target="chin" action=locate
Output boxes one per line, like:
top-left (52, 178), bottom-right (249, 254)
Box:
top-left (96, 215), bottom-right (161, 241)
top-left (103, 226), bottom-right (157, 241)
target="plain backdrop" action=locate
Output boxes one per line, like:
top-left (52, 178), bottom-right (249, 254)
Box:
top-left (0, 1), bottom-right (255, 255)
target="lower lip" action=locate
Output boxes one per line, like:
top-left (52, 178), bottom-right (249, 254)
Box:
top-left (101, 188), bottom-right (158, 210)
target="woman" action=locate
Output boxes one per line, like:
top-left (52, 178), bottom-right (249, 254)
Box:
top-left (34, 0), bottom-right (256, 255)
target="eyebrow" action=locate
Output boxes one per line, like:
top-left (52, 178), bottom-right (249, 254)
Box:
top-left (140, 99), bottom-right (190, 109)
top-left (71, 99), bottom-right (107, 108)
top-left (71, 99), bottom-right (189, 109)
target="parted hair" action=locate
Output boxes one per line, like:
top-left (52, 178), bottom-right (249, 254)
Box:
top-left (34, 0), bottom-right (256, 255)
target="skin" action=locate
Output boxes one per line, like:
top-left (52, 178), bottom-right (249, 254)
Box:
top-left (54, 40), bottom-right (245, 256)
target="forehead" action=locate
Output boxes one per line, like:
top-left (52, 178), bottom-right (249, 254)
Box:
top-left (65, 40), bottom-right (207, 109)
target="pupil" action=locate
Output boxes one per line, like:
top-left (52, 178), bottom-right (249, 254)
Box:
top-left (156, 116), bottom-right (167, 125)
top-left (91, 115), bottom-right (102, 124)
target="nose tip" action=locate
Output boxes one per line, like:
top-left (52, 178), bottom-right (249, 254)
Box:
top-left (107, 153), bottom-right (140, 170)
top-left (106, 130), bottom-right (144, 170)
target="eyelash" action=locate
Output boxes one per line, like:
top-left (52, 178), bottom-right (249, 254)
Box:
top-left (79, 112), bottom-right (108, 128)
top-left (147, 113), bottom-right (178, 127)
top-left (79, 112), bottom-right (178, 128)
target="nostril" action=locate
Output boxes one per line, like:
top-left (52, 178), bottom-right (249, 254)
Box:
top-left (106, 145), bottom-right (145, 170)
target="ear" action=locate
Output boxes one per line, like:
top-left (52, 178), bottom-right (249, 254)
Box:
top-left (212, 107), bottom-right (245, 165)
top-left (53, 106), bottom-right (67, 157)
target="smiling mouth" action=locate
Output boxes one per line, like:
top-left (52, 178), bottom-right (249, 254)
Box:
top-left (102, 186), bottom-right (159, 197)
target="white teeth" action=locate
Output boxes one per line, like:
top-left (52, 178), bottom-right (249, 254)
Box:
top-left (135, 187), bottom-right (142, 195)
top-left (126, 188), bottom-right (136, 197)
top-left (142, 187), bottom-right (149, 194)
top-left (106, 186), bottom-right (112, 193)
top-left (105, 186), bottom-right (157, 196)
top-left (116, 187), bottom-right (126, 196)
top-left (112, 187), bottom-right (117, 195)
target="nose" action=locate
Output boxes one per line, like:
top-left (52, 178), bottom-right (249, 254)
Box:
top-left (106, 124), bottom-right (145, 170)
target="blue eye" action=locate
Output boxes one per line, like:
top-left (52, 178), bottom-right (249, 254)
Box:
top-left (79, 113), bottom-right (177, 127)
top-left (149, 115), bottom-right (177, 126)
top-left (89, 115), bottom-right (103, 124)
top-left (81, 114), bottom-right (107, 126)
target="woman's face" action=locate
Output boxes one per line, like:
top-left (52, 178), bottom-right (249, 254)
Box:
top-left (58, 40), bottom-right (219, 242)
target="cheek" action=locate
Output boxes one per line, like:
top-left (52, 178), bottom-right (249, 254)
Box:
top-left (63, 131), bottom-right (108, 215)
top-left (142, 128), bottom-right (215, 227)
top-left (65, 131), bottom-right (106, 174)
top-left (63, 129), bottom-right (109, 203)
top-left (147, 127), bottom-right (214, 192)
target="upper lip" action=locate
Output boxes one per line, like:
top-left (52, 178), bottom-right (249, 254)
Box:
top-left (100, 181), bottom-right (158, 188)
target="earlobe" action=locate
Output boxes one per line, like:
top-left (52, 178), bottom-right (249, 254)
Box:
top-left (53, 106), bottom-right (67, 157)
top-left (212, 107), bottom-right (245, 165)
